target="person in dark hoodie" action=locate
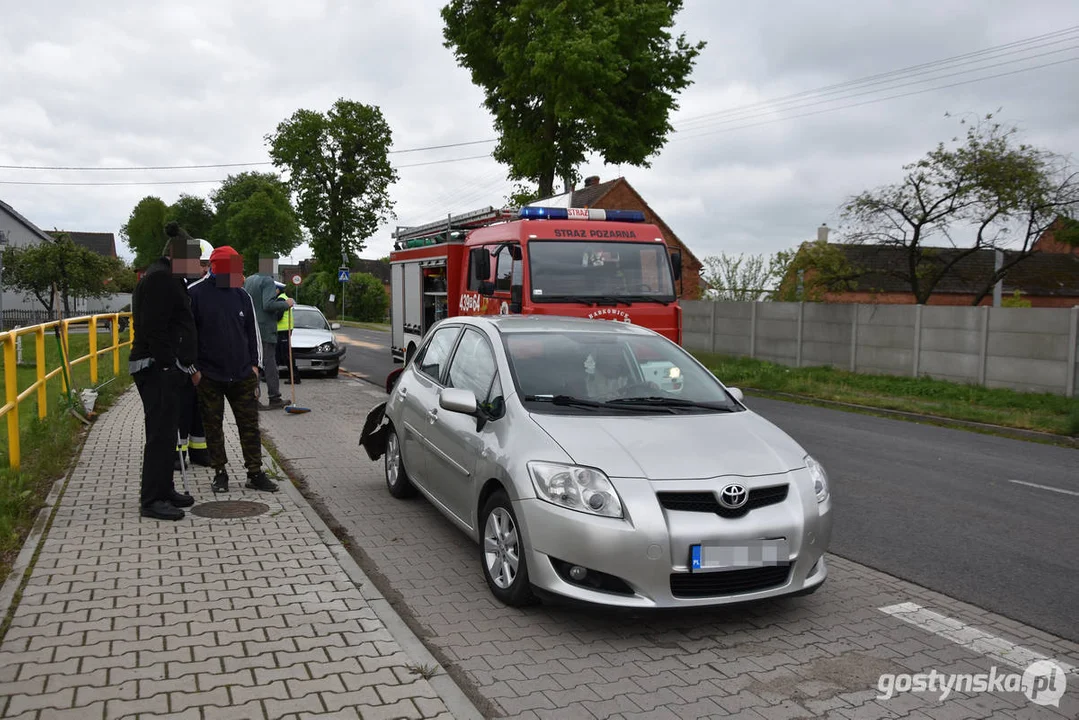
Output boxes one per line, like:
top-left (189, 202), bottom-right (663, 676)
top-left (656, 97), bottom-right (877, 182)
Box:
top-left (187, 245), bottom-right (278, 494)
top-left (129, 221), bottom-right (202, 520)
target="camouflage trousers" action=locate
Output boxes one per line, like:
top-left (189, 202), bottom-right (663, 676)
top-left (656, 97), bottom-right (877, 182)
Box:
top-left (196, 373), bottom-right (262, 475)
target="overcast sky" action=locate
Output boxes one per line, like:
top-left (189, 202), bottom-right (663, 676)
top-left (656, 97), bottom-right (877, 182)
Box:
top-left (2, 1), bottom-right (1077, 267)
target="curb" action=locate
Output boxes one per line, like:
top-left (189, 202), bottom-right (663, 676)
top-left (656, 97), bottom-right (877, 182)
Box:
top-left (743, 387), bottom-right (1079, 448)
top-left (262, 452), bottom-right (486, 720)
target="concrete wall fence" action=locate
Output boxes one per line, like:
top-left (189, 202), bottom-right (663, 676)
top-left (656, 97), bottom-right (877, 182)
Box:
top-left (681, 300), bottom-right (1079, 397)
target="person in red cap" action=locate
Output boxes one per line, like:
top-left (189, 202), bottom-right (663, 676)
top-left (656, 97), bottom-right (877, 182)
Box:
top-left (186, 246), bottom-right (278, 494)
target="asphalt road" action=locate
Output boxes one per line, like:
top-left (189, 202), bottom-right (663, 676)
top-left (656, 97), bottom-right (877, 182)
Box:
top-left (745, 396), bottom-right (1079, 643)
top-left (335, 323), bottom-right (1079, 642)
top-left (335, 325), bottom-right (397, 386)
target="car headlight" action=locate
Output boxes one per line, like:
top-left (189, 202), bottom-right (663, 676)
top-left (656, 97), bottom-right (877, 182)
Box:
top-left (805, 455), bottom-right (829, 503)
top-left (317, 342), bottom-right (335, 353)
top-left (527, 462), bottom-right (624, 518)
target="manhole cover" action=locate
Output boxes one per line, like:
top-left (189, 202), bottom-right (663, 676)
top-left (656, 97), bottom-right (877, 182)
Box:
top-left (189, 500), bottom-right (270, 519)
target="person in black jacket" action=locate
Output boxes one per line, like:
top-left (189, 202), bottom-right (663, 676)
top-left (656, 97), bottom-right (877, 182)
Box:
top-left (129, 222), bottom-right (203, 521)
top-left (188, 245), bottom-right (278, 494)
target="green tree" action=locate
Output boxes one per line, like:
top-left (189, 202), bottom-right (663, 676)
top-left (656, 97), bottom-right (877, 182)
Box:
top-left (166, 194), bottom-right (215, 239)
top-left (700, 251), bottom-right (793, 301)
top-left (297, 271), bottom-right (387, 322)
top-left (2, 235), bottom-right (122, 315)
top-left (505, 182), bottom-right (540, 208)
top-left (119, 196), bottom-right (168, 269)
top-left (342, 272), bottom-right (389, 322)
top-left (209, 172), bottom-right (302, 273)
top-left (773, 240), bottom-right (861, 302)
top-left (840, 113), bottom-right (1079, 304)
top-left (441, 0), bottom-right (705, 197)
top-left (267, 99), bottom-right (398, 269)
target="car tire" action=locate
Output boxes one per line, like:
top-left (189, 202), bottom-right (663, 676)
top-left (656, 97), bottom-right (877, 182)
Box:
top-left (479, 490), bottom-right (536, 607)
top-left (384, 427), bottom-right (417, 499)
top-left (326, 366), bottom-right (339, 378)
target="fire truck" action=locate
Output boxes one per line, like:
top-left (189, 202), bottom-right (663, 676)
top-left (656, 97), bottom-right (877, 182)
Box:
top-left (388, 205), bottom-right (684, 363)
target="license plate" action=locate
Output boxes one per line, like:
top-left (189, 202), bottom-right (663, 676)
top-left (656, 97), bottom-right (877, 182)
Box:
top-left (690, 539), bottom-right (789, 572)
top-left (295, 359), bottom-right (314, 368)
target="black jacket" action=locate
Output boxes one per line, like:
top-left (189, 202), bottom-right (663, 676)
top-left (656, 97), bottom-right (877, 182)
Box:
top-left (187, 275), bottom-right (262, 383)
top-left (130, 257), bottom-right (198, 371)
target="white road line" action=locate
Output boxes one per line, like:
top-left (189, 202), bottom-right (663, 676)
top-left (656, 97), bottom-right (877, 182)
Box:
top-left (1008, 480), bottom-right (1079, 497)
top-left (879, 602), bottom-right (1078, 676)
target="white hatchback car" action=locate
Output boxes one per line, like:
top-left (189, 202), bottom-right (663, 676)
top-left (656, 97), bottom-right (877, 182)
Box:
top-left (361, 316), bottom-right (832, 608)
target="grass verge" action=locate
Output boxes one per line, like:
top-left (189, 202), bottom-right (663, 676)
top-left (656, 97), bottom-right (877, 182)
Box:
top-left (0, 332), bottom-right (131, 587)
top-left (336, 320), bottom-right (389, 332)
top-left (692, 352), bottom-right (1079, 437)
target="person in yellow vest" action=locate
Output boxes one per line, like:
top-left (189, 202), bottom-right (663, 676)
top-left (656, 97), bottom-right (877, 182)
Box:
top-left (275, 281), bottom-right (300, 384)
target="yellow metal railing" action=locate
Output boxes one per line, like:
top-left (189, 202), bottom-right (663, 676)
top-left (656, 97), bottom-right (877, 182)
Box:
top-left (0, 313), bottom-right (133, 470)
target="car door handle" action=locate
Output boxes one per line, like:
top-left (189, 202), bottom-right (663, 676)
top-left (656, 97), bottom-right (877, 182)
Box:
top-left (427, 408), bottom-right (438, 423)
top-left (399, 387), bottom-right (408, 398)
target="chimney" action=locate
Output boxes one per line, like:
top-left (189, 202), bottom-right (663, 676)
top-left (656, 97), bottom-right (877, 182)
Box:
top-left (817, 223), bottom-right (830, 243)
top-left (584, 175), bottom-right (600, 187)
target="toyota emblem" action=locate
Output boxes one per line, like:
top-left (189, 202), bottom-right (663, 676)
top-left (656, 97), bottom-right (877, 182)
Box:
top-left (719, 483), bottom-right (749, 509)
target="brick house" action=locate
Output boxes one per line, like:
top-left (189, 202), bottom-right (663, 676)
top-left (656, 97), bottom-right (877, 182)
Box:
top-left (785, 221), bottom-right (1079, 307)
top-left (529, 176), bottom-right (703, 300)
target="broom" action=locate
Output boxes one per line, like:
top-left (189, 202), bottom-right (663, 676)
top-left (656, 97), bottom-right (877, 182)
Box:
top-left (284, 325), bottom-right (310, 414)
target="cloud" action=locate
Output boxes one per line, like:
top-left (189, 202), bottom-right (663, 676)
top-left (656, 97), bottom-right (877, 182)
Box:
top-left (1, 0), bottom-right (1077, 269)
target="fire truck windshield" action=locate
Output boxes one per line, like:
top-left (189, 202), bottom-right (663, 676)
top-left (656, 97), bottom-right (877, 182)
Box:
top-left (527, 240), bottom-right (676, 303)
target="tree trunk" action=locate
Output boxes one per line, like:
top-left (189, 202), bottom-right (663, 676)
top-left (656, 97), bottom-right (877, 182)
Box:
top-left (537, 108), bottom-right (557, 198)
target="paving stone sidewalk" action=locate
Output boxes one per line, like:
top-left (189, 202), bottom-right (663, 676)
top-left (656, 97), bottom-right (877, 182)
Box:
top-left (0, 389), bottom-right (479, 720)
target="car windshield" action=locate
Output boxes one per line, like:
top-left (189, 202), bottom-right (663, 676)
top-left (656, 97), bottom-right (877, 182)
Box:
top-left (528, 241), bottom-right (676, 301)
top-left (503, 331), bottom-right (739, 413)
top-left (293, 309), bottom-right (329, 330)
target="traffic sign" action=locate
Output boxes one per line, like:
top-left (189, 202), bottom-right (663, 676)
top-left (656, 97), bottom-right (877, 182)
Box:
top-left (338, 267), bottom-right (350, 283)
top-left (291, 274), bottom-right (302, 286)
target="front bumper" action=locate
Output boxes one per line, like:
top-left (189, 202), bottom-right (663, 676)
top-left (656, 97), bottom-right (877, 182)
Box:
top-left (514, 471), bottom-right (832, 608)
top-left (287, 346), bottom-right (346, 371)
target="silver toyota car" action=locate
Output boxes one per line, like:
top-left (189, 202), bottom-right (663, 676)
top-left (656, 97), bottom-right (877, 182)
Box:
top-left (360, 316), bottom-right (832, 608)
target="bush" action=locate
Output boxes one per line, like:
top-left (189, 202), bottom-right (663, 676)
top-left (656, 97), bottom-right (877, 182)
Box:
top-left (298, 271), bottom-right (387, 322)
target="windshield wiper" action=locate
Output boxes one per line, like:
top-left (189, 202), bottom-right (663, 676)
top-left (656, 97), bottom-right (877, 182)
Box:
top-left (604, 396), bottom-right (735, 412)
top-left (524, 394), bottom-right (674, 412)
top-left (619, 295), bottom-right (672, 305)
top-left (524, 394), bottom-right (601, 409)
top-left (540, 295), bottom-right (629, 307)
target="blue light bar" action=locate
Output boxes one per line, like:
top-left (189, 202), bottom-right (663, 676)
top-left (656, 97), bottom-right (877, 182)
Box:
top-left (603, 209), bottom-right (646, 223)
top-left (518, 207), bottom-right (646, 223)
top-left (519, 206), bottom-right (568, 220)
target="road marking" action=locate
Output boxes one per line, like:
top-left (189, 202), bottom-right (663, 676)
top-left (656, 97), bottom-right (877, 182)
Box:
top-left (879, 602), bottom-right (1077, 675)
top-left (1008, 480), bottom-right (1079, 497)
top-left (337, 336), bottom-right (384, 350)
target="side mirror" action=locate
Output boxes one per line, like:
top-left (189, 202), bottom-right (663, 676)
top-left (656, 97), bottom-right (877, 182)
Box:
top-left (727, 387), bottom-right (744, 403)
top-left (440, 388), bottom-right (478, 415)
top-left (670, 251), bottom-right (682, 281)
top-left (330, 322), bottom-right (341, 330)
top-left (469, 248), bottom-right (491, 290)
top-left (510, 245), bottom-right (523, 261)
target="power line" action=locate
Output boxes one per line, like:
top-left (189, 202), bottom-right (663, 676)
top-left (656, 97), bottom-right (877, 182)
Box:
top-left (0, 152), bottom-right (497, 186)
top-left (673, 43), bottom-right (1079, 135)
top-left (672, 55), bottom-right (1079, 142)
top-left (0, 138), bottom-right (497, 171)
top-left (674, 26), bottom-right (1079, 128)
top-left (1, 28), bottom-right (1074, 186)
